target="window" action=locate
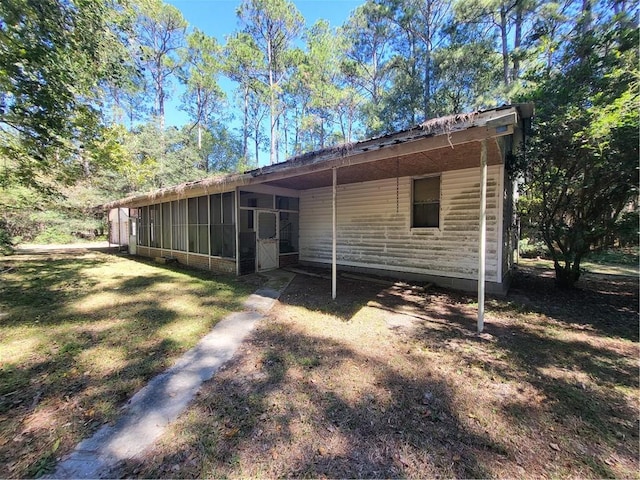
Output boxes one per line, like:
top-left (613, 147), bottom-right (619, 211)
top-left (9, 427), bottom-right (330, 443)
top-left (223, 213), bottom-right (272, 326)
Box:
top-left (240, 191), bottom-right (273, 208)
top-left (172, 200), bottom-right (187, 251)
top-left (412, 177), bottom-right (440, 228)
top-left (161, 202), bottom-right (171, 249)
top-left (138, 206), bottom-right (148, 246)
top-left (276, 196), bottom-right (299, 211)
top-left (210, 193), bottom-right (236, 258)
top-left (149, 204), bottom-right (161, 247)
top-left (188, 196), bottom-right (209, 254)
top-left (279, 211), bottom-right (299, 253)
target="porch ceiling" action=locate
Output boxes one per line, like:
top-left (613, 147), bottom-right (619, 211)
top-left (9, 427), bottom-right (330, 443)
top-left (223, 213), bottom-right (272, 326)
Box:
top-left (264, 139), bottom-right (503, 190)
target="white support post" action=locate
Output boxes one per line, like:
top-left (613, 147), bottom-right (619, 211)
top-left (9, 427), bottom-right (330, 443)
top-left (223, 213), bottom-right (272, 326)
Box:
top-left (478, 139), bottom-right (487, 333)
top-left (234, 189), bottom-right (240, 275)
top-left (332, 167), bottom-right (337, 300)
top-left (117, 209), bottom-right (121, 247)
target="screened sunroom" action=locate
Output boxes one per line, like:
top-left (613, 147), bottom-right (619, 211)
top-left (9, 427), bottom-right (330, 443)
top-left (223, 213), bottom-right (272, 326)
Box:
top-left (132, 188), bottom-right (300, 275)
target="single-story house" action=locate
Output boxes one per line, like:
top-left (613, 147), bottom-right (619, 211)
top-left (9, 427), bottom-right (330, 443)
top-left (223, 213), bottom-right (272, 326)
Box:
top-left (103, 104), bottom-right (533, 297)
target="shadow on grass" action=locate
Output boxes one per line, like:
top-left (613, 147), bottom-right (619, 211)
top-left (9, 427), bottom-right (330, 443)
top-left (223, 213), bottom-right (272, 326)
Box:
top-left (0, 250), bottom-right (252, 478)
top-left (111, 267), bottom-right (640, 478)
top-left (120, 326), bottom-right (497, 479)
top-left (506, 265), bottom-right (639, 342)
top-left (364, 272), bottom-right (639, 477)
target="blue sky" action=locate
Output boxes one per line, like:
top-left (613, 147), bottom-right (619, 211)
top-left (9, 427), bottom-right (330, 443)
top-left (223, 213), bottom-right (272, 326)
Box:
top-left (164, 0), bottom-right (363, 130)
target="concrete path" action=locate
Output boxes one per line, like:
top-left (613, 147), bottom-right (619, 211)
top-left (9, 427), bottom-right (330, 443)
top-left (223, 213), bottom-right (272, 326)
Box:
top-left (49, 270), bottom-right (294, 479)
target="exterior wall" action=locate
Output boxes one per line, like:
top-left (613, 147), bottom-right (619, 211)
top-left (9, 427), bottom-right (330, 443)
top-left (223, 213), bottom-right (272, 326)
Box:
top-left (135, 246), bottom-right (236, 275)
top-left (108, 208), bottom-right (129, 246)
top-left (299, 165), bottom-right (503, 286)
top-left (279, 253), bottom-right (299, 268)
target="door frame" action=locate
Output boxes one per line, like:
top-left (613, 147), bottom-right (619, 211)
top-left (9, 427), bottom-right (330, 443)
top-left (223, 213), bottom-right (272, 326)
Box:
top-left (128, 217), bottom-right (137, 255)
top-left (255, 209), bottom-right (279, 272)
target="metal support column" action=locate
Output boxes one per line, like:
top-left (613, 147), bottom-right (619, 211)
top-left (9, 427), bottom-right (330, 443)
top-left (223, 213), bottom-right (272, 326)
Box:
top-left (478, 139), bottom-right (488, 333)
top-left (332, 167), bottom-right (337, 300)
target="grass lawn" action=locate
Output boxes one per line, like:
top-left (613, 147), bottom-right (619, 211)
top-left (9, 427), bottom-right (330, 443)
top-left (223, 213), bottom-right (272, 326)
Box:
top-left (518, 257), bottom-right (639, 277)
top-left (0, 249), bottom-right (254, 478)
top-left (117, 266), bottom-right (639, 479)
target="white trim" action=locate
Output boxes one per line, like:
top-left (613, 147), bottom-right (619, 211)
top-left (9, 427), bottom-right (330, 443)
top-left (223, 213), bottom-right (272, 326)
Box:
top-left (410, 174), bottom-right (442, 230)
top-left (208, 193), bottom-right (212, 271)
top-left (235, 188), bottom-right (240, 274)
top-left (332, 167), bottom-right (337, 300)
top-left (477, 139), bottom-right (488, 334)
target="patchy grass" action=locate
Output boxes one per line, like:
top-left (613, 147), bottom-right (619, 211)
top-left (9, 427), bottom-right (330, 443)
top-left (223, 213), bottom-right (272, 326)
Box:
top-left (518, 257), bottom-right (639, 277)
top-left (117, 266), bottom-right (639, 479)
top-left (0, 250), bottom-right (253, 478)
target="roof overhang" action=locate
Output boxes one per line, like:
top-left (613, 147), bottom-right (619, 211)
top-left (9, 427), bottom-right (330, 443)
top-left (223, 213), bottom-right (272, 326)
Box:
top-left (101, 104), bottom-right (533, 210)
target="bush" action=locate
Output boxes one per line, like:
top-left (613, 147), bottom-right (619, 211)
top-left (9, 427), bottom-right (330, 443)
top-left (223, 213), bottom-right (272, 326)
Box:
top-left (585, 248), bottom-right (639, 266)
top-left (0, 219), bottom-right (14, 255)
top-left (519, 238), bottom-right (548, 258)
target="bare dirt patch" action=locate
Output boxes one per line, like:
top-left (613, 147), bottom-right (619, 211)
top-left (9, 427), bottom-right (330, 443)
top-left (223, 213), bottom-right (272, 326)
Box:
top-left (118, 265), bottom-right (639, 478)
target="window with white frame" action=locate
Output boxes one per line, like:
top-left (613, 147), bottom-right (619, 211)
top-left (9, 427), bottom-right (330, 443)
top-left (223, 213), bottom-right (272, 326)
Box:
top-left (412, 176), bottom-right (440, 228)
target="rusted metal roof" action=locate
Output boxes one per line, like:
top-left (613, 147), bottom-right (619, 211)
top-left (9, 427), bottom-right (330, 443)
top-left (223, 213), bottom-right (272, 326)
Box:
top-left (100, 104), bottom-right (533, 210)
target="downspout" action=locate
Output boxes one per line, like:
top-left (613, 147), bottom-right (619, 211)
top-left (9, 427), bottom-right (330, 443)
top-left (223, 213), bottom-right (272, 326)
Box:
top-left (478, 139), bottom-right (488, 333)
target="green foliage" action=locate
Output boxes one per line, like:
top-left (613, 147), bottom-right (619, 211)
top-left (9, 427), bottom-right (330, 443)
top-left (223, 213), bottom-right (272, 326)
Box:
top-left (585, 247), bottom-right (639, 266)
top-left (0, 219), bottom-right (13, 255)
top-left (518, 238), bottom-right (548, 259)
top-left (133, 0), bottom-right (187, 126)
top-left (0, 0), bottom-right (129, 191)
top-left (516, 10), bottom-right (639, 287)
top-left (236, 0), bottom-right (304, 164)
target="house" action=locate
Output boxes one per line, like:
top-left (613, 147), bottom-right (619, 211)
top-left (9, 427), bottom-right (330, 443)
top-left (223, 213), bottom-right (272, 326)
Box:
top-left (103, 104), bottom-right (533, 298)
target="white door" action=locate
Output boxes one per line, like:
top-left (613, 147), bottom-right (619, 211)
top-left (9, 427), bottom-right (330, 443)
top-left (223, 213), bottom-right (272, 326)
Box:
top-left (256, 211), bottom-right (278, 272)
top-left (128, 218), bottom-right (137, 255)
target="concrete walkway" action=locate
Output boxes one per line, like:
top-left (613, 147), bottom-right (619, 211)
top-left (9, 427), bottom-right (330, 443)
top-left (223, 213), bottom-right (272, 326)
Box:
top-left (49, 270), bottom-right (295, 479)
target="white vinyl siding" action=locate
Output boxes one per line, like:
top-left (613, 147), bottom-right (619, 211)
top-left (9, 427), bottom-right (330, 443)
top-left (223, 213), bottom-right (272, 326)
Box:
top-left (299, 165), bottom-right (503, 282)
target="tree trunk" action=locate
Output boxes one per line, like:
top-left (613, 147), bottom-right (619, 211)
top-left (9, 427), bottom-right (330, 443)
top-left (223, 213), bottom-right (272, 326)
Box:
top-left (499, 6), bottom-right (510, 91)
top-left (512, 2), bottom-right (523, 83)
top-left (554, 259), bottom-right (581, 288)
top-left (242, 86), bottom-right (249, 160)
top-left (424, 2), bottom-right (432, 120)
top-left (268, 38), bottom-right (277, 164)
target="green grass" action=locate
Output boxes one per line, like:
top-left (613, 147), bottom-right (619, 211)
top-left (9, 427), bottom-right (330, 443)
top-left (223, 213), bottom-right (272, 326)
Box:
top-left (518, 256), bottom-right (639, 276)
top-left (0, 251), bottom-right (253, 478)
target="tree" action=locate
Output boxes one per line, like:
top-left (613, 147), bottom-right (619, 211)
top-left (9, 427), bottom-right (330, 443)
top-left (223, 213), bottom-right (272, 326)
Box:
top-left (236, 0), bottom-right (304, 164)
top-left (224, 32), bottom-right (265, 162)
top-left (0, 0), bottom-right (129, 192)
top-left (431, 24), bottom-right (502, 113)
top-left (341, 1), bottom-right (393, 135)
top-left (179, 29), bottom-right (225, 156)
top-left (454, 0), bottom-right (538, 100)
top-left (133, 0), bottom-right (187, 129)
top-left (517, 7), bottom-right (638, 287)
top-left (376, 0), bottom-right (451, 126)
top-left (203, 122), bottom-right (245, 172)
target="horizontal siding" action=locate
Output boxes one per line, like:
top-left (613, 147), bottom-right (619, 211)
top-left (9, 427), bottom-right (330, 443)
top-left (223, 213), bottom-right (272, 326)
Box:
top-left (299, 165), bottom-right (503, 282)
